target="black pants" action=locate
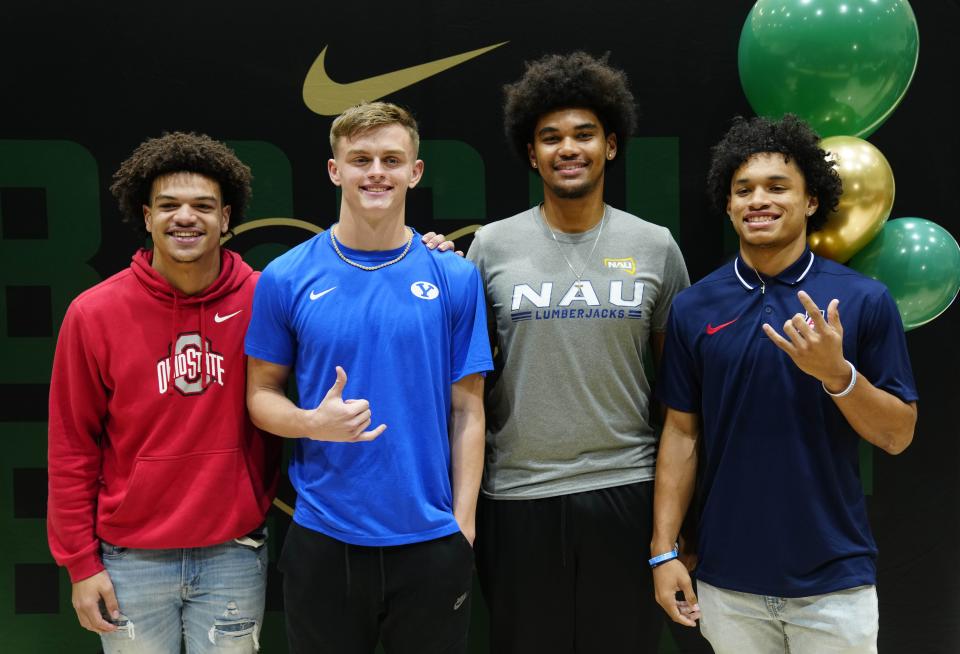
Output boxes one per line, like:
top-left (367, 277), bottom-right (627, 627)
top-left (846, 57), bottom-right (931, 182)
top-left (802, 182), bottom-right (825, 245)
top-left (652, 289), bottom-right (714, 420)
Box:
top-left (280, 522), bottom-right (474, 654)
top-left (476, 481), bottom-right (662, 654)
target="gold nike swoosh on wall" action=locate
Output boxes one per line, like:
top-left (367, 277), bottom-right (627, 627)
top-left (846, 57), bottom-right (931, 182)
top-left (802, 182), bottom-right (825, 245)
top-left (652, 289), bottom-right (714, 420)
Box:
top-left (303, 42), bottom-right (508, 115)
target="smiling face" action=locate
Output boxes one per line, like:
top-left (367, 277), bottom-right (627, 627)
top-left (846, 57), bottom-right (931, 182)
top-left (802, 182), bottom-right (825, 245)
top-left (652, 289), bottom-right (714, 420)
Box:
top-left (727, 152), bottom-right (818, 261)
top-left (143, 172), bottom-right (229, 278)
top-left (528, 107), bottom-right (616, 201)
top-left (328, 123), bottom-right (424, 222)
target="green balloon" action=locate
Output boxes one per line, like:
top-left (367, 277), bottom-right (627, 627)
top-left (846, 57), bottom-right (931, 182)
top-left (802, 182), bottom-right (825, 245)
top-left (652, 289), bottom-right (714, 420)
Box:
top-left (848, 218), bottom-right (960, 330)
top-left (738, 0), bottom-right (919, 138)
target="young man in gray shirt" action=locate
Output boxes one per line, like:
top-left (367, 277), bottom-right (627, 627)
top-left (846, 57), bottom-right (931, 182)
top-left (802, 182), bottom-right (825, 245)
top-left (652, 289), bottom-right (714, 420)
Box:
top-left (467, 52), bottom-right (690, 653)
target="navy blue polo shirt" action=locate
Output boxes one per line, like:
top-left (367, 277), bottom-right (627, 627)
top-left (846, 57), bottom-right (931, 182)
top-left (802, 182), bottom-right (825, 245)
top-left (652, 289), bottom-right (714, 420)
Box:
top-left (657, 248), bottom-right (917, 597)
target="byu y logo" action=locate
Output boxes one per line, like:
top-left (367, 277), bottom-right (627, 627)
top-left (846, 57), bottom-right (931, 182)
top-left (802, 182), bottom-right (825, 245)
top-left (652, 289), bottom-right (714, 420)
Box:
top-left (411, 281), bottom-right (440, 300)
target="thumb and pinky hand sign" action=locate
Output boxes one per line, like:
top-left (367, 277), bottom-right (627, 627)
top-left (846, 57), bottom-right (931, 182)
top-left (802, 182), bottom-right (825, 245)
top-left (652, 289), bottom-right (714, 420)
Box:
top-left (316, 366), bottom-right (386, 442)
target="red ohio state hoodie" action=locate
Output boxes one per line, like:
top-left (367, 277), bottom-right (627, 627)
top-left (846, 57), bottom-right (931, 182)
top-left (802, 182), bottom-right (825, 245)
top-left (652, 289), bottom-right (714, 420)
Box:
top-left (47, 248), bottom-right (281, 583)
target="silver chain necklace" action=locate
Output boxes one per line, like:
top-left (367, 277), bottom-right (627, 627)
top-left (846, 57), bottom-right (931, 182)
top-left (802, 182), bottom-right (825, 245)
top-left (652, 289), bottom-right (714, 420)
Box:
top-left (330, 225), bottom-right (413, 271)
top-left (754, 268), bottom-right (766, 294)
top-left (539, 204), bottom-right (608, 289)
top-left (750, 263), bottom-right (766, 295)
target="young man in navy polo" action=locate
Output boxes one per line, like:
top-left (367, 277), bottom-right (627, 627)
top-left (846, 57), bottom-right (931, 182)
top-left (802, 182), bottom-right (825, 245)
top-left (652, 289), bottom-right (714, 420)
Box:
top-left (651, 115), bottom-right (918, 653)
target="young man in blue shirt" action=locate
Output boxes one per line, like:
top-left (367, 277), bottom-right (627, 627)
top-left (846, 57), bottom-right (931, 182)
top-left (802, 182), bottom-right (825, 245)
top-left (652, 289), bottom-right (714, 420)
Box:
top-left (651, 115), bottom-right (918, 653)
top-left (244, 102), bottom-right (492, 654)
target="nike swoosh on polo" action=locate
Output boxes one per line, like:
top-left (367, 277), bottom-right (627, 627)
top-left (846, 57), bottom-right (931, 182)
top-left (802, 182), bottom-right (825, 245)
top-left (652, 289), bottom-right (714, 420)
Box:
top-left (214, 310), bottom-right (243, 323)
top-left (705, 317), bottom-right (739, 335)
top-left (310, 287), bottom-right (336, 301)
top-left (303, 42), bottom-right (508, 115)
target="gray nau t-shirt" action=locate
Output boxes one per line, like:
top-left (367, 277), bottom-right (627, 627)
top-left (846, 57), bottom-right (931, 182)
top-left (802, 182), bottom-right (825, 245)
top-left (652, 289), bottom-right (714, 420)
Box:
top-left (467, 205), bottom-right (689, 499)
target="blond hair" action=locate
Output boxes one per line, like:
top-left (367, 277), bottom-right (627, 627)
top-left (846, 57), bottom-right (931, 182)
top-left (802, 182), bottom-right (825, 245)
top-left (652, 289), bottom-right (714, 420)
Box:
top-left (329, 101), bottom-right (420, 155)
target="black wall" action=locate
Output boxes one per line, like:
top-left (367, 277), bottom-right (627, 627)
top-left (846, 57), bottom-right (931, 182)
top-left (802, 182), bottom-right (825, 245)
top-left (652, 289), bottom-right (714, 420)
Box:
top-left (1, 1), bottom-right (957, 651)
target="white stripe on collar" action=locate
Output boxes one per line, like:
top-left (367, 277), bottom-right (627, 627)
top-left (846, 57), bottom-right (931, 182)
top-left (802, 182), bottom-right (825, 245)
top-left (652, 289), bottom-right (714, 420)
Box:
top-left (733, 257), bottom-right (755, 291)
top-left (733, 251), bottom-right (815, 290)
top-left (795, 251), bottom-right (816, 283)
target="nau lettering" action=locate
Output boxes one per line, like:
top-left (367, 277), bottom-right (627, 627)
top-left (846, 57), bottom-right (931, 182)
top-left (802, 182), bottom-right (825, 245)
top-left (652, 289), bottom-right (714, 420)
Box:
top-left (511, 280), bottom-right (644, 309)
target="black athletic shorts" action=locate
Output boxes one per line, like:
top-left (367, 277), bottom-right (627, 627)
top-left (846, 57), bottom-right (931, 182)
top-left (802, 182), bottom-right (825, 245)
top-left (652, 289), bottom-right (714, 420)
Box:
top-left (476, 481), bottom-right (662, 654)
top-left (280, 521), bottom-right (474, 654)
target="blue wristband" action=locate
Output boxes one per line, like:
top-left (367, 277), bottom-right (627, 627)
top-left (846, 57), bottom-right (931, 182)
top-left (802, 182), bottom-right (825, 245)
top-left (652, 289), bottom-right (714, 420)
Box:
top-left (648, 544), bottom-right (679, 568)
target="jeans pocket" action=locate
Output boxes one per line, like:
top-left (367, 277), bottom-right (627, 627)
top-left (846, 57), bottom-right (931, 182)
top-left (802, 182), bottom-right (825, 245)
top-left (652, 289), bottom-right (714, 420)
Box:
top-left (231, 533), bottom-right (269, 577)
top-left (100, 540), bottom-right (128, 559)
top-left (234, 523), bottom-right (269, 550)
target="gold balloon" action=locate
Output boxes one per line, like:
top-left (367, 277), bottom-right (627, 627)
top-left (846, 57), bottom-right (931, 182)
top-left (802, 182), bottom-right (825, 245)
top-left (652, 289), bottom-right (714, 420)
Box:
top-left (808, 136), bottom-right (895, 263)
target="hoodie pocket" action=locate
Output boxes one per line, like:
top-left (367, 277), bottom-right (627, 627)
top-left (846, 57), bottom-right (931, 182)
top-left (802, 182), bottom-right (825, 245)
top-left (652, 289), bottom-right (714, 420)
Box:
top-left (102, 448), bottom-right (262, 544)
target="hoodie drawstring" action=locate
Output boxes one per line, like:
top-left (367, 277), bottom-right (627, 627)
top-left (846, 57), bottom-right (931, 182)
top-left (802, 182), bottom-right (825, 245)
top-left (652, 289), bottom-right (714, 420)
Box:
top-left (200, 302), bottom-right (208, 390)
top-left (167, 294), bottom-right (178, 395)
top-left (167, 296), bottom-right (209, 393)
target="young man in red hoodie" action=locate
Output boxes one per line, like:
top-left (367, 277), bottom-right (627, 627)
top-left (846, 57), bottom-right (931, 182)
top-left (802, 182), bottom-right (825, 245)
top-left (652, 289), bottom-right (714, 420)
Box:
top-left (47, 133), bottom-right (282, 652)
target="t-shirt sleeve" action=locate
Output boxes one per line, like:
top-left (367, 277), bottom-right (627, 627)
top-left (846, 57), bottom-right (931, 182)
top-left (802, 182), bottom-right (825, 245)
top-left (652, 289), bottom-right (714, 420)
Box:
top-left (465, 228), bottom-right (483, 272)
top-left (450, 262), bottom-right (494, 382)
top-left (244, 263), bottom-right (296, 366)
top-left (655, 302), bottom-right (702, 413)
top-left (465, 228), bottom-right (498, 338)
top-left (856, 288), bottom-right (919, 403)
top-left (652, 233), bottom-right (691, 332)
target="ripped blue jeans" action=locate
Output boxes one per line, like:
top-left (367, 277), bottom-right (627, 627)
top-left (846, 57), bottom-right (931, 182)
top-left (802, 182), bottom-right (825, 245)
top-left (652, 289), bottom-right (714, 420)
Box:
top-left (99, 532), bottom-right (268, 653)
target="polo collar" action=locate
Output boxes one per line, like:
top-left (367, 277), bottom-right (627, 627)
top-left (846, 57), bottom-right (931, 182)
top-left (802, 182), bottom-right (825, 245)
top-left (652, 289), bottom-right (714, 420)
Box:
top-left (734, 248), bottom-right (816, 292)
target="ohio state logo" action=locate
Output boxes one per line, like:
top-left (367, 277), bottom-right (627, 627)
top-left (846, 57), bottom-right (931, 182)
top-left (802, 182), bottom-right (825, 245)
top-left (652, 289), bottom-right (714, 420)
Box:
top-left (156, 333), bottom-right (226, 395)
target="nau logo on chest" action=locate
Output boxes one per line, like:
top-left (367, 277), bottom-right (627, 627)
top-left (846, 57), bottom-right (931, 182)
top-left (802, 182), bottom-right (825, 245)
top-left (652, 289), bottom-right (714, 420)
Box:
top-left (410, 281), bottom-right (440, 300)
top-left (510, 280), bottom-right (645, 323)
top-left (603, 257), bottom-right (636, 275)
top-left (511, 280), bottom-right (644, 310)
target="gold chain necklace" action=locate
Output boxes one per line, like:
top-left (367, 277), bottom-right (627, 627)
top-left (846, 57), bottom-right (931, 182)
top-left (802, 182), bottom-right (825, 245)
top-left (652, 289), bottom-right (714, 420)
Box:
top-left (539, 204), bottom-right (608, 289)
top-left (330, 226), bottom-right (413, 271)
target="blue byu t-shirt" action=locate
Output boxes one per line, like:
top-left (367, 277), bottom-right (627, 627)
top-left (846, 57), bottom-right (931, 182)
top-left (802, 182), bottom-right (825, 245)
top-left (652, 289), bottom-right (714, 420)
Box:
top-left (657, 249), bottom-right (917, 597)
top-left (245, 229), bottom-right (492, 546)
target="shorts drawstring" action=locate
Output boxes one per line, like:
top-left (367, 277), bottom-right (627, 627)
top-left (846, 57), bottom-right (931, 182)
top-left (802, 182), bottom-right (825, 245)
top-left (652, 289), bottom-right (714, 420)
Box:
top-left (560, 495), bottom-right (568, 568)
top-left (344, 543), bottom-right (352, 598)
top-left (379, 547), bottom-right (386, 603)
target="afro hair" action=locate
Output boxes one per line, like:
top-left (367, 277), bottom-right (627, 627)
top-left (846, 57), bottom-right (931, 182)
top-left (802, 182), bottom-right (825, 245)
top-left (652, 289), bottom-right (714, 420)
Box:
top-left (110, 132), bottom-right (252, 232)
top-left (503, 51), bottom-right (637, 164)
top-left (706, 115), bottom-right (842, 233)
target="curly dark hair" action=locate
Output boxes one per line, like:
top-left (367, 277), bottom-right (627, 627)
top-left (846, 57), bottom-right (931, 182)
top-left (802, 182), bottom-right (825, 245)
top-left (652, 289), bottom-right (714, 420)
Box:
top-left (110, 132), bottom-right (252, 231)
top-left (503, 51), bottom-right (637, 163)
top-left (706, 114), bottom-right (842, 233)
